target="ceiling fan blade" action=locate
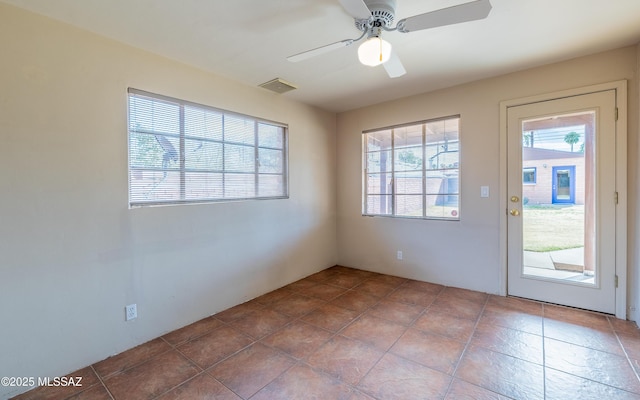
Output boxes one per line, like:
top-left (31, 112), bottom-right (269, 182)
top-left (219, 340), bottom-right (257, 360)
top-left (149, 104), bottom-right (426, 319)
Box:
top-left (287, 39), bottom-right (353, 62)
top-left (338, 0), bottom-right (372, 20)
top-left (383, 51), bottom-right (406, 78)
top-left (397, 0), bottom-right (492, 33)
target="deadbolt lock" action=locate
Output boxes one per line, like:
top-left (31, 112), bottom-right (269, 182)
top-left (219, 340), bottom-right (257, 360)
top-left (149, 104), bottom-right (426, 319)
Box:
top-left (510, 196), bottom-right (520, 203)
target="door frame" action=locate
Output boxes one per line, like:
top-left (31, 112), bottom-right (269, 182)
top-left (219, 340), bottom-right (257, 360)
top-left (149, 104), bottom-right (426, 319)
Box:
top-left (551, 165), bottom-right (575, 204)
top-left (498, 81), bottom-right (627, 319)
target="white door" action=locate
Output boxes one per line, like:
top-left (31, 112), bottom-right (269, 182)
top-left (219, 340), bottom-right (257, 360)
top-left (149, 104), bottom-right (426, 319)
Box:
top-left (507, 90), bottom-right (617, 313)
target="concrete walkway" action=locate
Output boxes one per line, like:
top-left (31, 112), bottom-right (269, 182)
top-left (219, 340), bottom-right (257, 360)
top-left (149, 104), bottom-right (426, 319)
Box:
top-left (523, 247), bottom-right (593, 284)
top-left (523, 247), bottom-right (584, 270)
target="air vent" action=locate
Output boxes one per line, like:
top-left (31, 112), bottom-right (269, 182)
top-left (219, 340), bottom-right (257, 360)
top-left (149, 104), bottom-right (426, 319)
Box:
top-left (259, 78), bottom-right (297, 94)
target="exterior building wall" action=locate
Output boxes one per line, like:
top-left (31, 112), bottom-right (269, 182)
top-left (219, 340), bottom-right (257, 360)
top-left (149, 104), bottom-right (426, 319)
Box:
top-left (522, 156), bottom-right (585, 205)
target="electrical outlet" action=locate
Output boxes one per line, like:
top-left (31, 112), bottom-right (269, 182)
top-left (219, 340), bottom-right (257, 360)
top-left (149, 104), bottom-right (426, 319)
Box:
top-left (125, 304), bottom-right (137, 321)
top-left (396, 250), bottom-right (403, 261)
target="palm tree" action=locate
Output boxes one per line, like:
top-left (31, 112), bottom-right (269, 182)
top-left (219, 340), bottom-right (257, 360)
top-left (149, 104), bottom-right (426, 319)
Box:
top-left (564, 131), bottom-right (580, 152)
top-left (523, 132), bottom-right (534, 147)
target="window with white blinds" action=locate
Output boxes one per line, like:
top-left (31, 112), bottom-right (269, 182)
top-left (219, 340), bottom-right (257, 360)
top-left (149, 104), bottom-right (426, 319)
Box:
top-left (363, 116), bottom-right (460, 220)
top-left (128, 89), bottom-right (288, 207)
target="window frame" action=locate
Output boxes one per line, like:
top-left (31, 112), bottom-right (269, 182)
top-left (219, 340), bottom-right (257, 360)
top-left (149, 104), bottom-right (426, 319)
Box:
top-left (127, 88), bottom-right (289, 207)
top-left (523, 167), bottom-right (537, 184)
top-left (362, 115), bottom-right (461, 221)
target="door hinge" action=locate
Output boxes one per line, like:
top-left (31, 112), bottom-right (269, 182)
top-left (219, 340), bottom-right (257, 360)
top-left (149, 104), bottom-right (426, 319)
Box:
top-left (615, 275), bottom-right (619, 288)
top-left (614, 191), bottom-right (619, 204)
top-left (615, 107), bottom-right (619, 121)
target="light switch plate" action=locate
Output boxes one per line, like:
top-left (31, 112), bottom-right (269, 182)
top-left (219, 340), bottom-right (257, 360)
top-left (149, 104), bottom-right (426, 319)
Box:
top-left (481, 186), bottom-right (489, 198)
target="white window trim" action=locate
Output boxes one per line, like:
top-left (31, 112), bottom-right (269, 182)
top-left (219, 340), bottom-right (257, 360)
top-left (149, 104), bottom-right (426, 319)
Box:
top-left (128, 88), bottom-right (289, 207)
top-left (362, 115), bottom-right (461, 221)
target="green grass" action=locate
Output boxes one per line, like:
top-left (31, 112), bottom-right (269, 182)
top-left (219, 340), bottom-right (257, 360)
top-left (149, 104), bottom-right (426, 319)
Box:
top-left (523, 205), bottom-right (584, 252)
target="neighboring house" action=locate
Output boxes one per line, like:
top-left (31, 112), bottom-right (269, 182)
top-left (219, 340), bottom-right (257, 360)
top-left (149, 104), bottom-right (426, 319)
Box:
top-left (522, 147), bottom-right (585, 205)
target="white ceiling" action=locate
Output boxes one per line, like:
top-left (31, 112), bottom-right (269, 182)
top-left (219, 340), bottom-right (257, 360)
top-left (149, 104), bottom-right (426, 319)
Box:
top-left (4, 0), bottom-right (640, 112)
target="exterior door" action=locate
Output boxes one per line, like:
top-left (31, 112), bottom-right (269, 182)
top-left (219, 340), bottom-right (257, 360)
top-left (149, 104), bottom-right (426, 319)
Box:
top-left (552, 166), bottom-right (575, 204)
top-left (507, 90), bottom-right (617, 313)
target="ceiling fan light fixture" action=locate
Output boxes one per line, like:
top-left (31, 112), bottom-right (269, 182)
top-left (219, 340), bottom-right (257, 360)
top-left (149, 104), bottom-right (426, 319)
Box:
top-left (358, 36), bottom-right (391, 66)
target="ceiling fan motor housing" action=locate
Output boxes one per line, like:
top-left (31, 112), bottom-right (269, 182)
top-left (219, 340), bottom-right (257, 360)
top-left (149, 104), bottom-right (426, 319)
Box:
top-left (355, 0), bottom-right (397, 30)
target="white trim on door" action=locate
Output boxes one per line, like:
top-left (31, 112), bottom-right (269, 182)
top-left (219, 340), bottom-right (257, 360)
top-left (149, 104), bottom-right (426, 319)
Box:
top-left (499, 80), bottom-right (628, 319)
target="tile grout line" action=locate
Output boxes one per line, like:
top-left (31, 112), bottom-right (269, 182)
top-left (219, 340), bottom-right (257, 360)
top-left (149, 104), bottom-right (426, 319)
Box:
top-left (607, 316), bottom-right (640, 387)
top-left (310, 279), bottom-right (388, 388)
top-left (229, 356), bottom-right (297, 399)
top-left (94, 342), bottom-right (176, 382)
top-left (165, 334), bottom-right (207, 375)
top-left (283, 276), bottom-right (419, 397)
top-left (174, 272), bottom-right (378, 399)
top-left (347, 284), bottom-right (444, 398)
top-left (543, 308), bottom-right (640, 396)
top-left (149, 371), bottom-right (207, 400)
top-left (442, 292), bottom-right (491, 398)
top-left (348, 298), bottom-right (410, 392)
top-left (162, 318), bottom-right (264, 398)
top-left (145, 336), bottom-right (214, 400)
top-left (240, 297), bottom-right (338, 399)
top-left (88, 364), bottom-right (116, 400)
top-left (290, 279), bottom-right (409, 399)
top-left (245, 272), bottom-right (386, 398)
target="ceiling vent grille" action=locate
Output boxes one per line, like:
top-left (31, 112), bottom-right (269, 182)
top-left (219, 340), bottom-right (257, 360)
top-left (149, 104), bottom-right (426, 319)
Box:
top-left (259, 78), bottom-right (297, 94)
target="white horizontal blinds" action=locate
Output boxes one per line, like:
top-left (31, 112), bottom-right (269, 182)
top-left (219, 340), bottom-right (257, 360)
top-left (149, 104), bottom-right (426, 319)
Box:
top-left (363, 116), bottom-right (460, 220)
top-left (129, 93), bottom-right (181, 204)
top-left (128, 89), bottom-right (288, 206)
top-left (222, 115), bottom-right (256, 199)
top-left (184, 105), bottom-right (224, 200)
top-left (257, 123), bottom-right (286, 197)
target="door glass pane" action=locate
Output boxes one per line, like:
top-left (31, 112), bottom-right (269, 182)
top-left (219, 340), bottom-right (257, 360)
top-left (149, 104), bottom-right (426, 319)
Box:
top-left (556, 170), bottom-right (571, 199)
top-left (521, 111), bottom-right (595, 285)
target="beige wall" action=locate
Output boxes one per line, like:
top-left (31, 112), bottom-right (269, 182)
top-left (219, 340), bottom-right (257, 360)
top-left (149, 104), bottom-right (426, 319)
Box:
top-left (0, 4), bottom-right (337, 397)
top-left (336, 46), bottom-right (639, 319)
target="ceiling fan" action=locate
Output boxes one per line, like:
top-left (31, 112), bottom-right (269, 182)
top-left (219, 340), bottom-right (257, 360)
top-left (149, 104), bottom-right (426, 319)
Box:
top-left (287, 0), bottom-right (492, 78)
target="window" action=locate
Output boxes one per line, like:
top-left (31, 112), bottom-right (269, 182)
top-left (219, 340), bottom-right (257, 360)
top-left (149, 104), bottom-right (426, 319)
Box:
top-left (523, 167), bottom-right (536, 184)
top-left (128, 89), bottom-right (288, 207)
top-left (363, 116), bottom-right (460, 220)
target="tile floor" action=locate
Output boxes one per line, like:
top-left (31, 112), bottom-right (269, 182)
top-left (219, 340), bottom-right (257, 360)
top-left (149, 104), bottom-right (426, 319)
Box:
top-left (13, 266), bottom-right (640, 400)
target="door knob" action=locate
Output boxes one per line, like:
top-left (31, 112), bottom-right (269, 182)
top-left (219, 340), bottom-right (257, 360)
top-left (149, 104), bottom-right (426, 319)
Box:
top-left (510, 196), bottom-right (520, 203)
top-left (510, 209), bottom-right (520, 216)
